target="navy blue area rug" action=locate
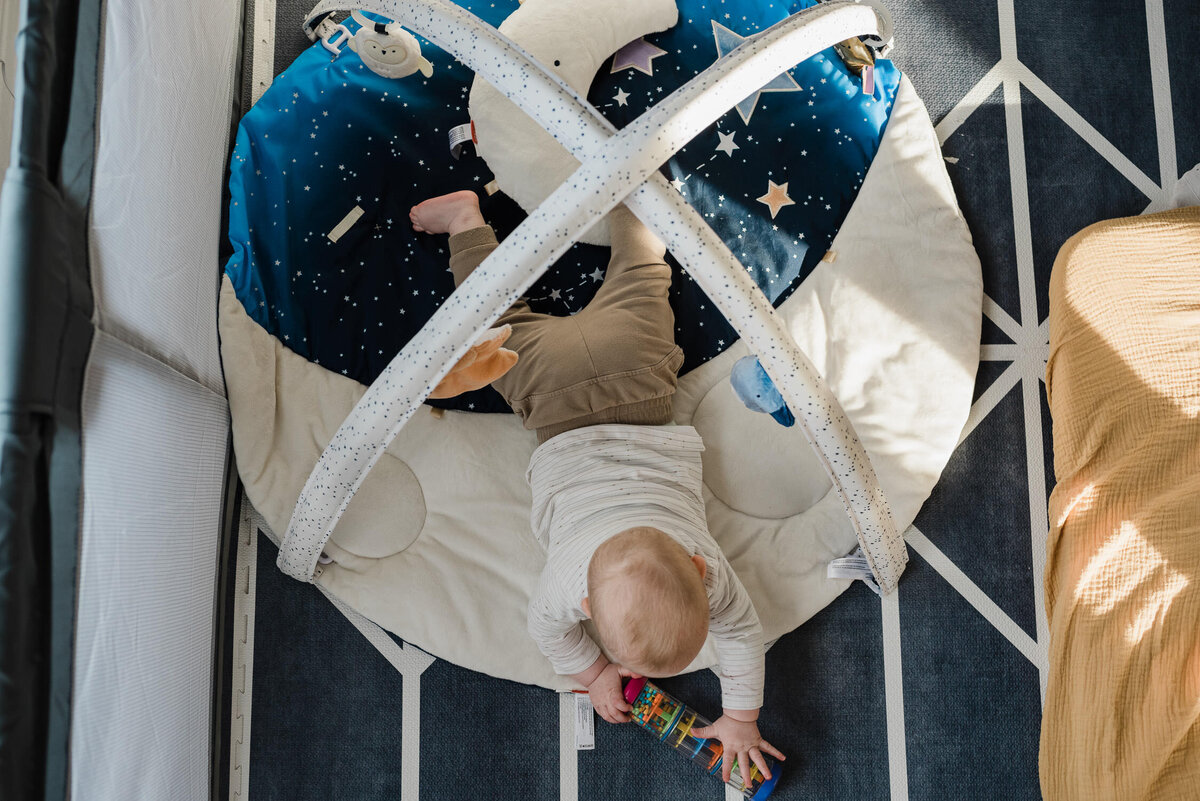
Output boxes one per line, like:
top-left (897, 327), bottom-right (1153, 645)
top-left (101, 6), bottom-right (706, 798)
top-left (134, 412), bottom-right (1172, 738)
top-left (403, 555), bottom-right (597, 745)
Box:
top-left (226, 1), bottom-right (1198, 799)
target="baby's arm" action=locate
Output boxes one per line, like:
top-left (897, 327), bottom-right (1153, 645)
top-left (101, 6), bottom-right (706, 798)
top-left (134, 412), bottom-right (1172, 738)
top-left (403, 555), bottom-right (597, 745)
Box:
top-left (689, 555), bottom-right (784, 782)
top-left (567, 655), bottom-right (632, 724)
top-left (527, 576), bottom-right (631, 723)
top-left (707, 555), bottom-right (766, 712)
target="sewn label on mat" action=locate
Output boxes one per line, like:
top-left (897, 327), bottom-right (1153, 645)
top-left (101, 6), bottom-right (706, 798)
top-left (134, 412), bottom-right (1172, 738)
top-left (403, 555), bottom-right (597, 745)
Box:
top-left (574, 694), bottom-right (595, 750)
top-left (328, 205), bottom-right (364, 242)
top-left (449, 122), bottom-right (475, 159)
top-left (828, 547), bottom-right (882, 596)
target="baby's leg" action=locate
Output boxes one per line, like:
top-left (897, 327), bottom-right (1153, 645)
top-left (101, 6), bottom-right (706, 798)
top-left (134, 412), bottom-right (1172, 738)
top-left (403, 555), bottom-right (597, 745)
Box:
top-left (412, 191), bottom-right (564, 414)
top-left (410, 190), bottom-right (486, 237)
top-left (511, 204), bottom-right (681, 441)
top-left (604, 203), bottom-right (668, 282)
top-left (583, 204), bottom-right (674, 338)
top-left (411, 191), bottom-right (497, 288)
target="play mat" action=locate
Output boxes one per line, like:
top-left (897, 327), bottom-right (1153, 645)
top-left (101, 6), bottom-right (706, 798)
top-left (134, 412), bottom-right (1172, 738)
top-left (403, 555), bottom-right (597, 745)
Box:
top-left (220, 0), bottom-right (982, 689)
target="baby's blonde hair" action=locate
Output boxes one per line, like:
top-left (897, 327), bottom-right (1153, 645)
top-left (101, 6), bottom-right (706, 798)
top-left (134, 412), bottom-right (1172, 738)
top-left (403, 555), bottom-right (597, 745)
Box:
top-left (587, 527), bottom-right (709, 675)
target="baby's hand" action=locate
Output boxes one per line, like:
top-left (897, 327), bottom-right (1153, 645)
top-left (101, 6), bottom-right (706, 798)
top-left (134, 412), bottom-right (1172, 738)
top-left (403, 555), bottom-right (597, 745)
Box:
top-left (691, 714), bottom-right (785, 784)
top-left (584, 662), bottom-right (632, 724)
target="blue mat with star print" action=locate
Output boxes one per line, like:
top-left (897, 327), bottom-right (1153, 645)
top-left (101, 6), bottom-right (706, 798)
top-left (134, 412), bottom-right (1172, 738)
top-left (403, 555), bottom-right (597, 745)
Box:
top-left (224, 0), bottom-right (899, 412)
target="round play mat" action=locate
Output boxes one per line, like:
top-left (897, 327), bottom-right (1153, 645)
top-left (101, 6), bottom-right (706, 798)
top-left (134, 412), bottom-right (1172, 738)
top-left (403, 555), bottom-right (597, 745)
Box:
top-left (220, 0), bottom-right (981, 688)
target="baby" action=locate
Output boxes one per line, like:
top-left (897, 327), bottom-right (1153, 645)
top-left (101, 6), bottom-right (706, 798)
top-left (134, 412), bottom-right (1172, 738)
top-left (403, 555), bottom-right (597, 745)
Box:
top-left (410, 190), bottom-right (784, 782)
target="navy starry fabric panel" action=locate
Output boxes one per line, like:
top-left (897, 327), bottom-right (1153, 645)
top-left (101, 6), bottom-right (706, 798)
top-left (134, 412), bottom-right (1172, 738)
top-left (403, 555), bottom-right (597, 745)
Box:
top-left (224, 0), bottom-right (898, 412)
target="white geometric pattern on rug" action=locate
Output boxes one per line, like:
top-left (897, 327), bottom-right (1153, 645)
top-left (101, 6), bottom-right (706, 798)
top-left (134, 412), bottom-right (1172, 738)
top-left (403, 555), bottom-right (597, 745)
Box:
top-left (878, 1), bottom-right (1178, 798)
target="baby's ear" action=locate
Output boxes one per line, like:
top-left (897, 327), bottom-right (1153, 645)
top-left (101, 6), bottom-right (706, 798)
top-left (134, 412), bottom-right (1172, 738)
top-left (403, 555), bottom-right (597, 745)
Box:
top-left (691, 555), bottom-right (707, 581)
top-left (581, 596), bottom-right (591, 618)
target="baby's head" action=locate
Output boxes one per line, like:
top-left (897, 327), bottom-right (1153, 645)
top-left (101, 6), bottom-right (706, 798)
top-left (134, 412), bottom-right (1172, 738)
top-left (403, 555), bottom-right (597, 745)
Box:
top-left (585, 527), bottom-right (709, 677)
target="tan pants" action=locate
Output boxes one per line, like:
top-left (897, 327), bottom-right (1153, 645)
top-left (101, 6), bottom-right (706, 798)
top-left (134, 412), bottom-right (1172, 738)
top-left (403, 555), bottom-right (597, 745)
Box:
top-left (448, 205), bottom-right (684, 442)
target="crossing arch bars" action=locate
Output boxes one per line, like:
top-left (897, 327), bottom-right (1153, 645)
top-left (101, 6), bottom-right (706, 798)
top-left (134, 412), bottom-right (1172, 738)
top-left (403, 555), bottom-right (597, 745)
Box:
top-left (279, 0), bottom-right (907, 592)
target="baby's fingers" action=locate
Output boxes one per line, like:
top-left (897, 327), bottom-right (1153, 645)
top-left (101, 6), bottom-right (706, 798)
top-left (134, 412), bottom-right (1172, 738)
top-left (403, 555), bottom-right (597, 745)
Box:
top-left (592, 696), bottom-right (623, 724)
top-left (608, 703), bottom-right (631, 723)
top-left (604, 707), bottom-right (630, 724)
top-left (759, 739), bottom-right (786, 761)
top-left (750, 748), bottom-right (772, 781)
top-left (722, 754), bottom-right (735, 783)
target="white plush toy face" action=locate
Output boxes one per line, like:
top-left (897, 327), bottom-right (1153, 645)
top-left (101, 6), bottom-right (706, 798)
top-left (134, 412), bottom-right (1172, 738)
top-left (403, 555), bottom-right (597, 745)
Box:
top-left (469, 0), bottom-right (680, 246)
top-left (349, 11), bottom-right (434, 79)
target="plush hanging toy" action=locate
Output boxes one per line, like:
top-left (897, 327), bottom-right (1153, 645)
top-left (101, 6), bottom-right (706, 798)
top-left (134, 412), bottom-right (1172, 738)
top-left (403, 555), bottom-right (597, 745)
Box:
top-left (347, 9), bottom-right (434, 79)
top-left (468, 0), bottom-right (679, 246)
top-left (729, 355), bottom-right (795, 427)
top-left (429, 325), bottom-right (518, 399)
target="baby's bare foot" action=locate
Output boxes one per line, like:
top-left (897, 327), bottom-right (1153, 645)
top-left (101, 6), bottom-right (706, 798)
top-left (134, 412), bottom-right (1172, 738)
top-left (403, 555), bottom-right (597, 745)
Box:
top-left (410, 190), bottom-right (485, 236)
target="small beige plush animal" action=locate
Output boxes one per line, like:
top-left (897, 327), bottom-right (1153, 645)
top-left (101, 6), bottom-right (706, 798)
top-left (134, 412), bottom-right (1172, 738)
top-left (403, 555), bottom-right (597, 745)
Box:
top-left (348, 10), bottom-right (434, 79)
top-left (428, 324), bottom-right (518, 400)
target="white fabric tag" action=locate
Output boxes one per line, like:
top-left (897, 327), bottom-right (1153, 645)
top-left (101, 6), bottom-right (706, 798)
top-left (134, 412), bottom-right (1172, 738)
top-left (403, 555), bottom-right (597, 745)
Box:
top-left (449, 122), bottom-right (475, 159)
top-left (574, 694), bottom-right (595, 750)
top-left (828, 547), bottom-right (882, 595)
top-left (327, 205), bottom-right (364, 242)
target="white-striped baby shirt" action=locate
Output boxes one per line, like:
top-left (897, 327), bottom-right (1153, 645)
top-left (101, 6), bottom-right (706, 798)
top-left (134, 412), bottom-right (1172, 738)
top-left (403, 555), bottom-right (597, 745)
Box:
top-left (525, 424), bottom-right (765, 711)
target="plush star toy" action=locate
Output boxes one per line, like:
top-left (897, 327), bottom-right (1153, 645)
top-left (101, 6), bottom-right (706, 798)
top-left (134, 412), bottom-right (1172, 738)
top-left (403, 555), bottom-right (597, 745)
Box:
top-left (729, 355), bottom-right (795, 427)
top-left (429, 324), bottom-right (518, 400)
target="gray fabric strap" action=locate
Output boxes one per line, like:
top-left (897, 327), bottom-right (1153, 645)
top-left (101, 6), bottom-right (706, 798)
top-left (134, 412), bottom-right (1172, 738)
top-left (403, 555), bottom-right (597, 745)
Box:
top-left (0, 0), bottom-right (103, 794)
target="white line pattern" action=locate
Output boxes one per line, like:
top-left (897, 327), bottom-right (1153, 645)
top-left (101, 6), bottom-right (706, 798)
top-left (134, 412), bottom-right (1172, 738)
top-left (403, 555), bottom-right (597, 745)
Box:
top-left (559, 694), bottom-right (580, 801)
top-left (882, 589), bottom-right (908, 801)
top-left (896, 0), bottom-right (1180, 783)
top-left (905, 526), bottom-right (1042, 667)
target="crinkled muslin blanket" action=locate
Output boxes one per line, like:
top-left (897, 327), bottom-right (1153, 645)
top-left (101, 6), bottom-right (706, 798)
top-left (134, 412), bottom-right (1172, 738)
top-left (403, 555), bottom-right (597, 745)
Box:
top-left (1042, 206), bottom-right (1200, 801)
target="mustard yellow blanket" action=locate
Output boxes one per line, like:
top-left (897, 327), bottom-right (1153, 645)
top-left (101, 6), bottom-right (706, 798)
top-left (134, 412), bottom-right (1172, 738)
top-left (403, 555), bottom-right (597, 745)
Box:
top-left (1043, 206), bottom-right (1200, 800)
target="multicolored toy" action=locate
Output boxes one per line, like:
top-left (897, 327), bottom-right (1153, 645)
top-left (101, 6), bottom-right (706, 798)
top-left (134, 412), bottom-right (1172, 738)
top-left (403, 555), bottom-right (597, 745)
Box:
top-left (623, 677), bottom-right (781, 799)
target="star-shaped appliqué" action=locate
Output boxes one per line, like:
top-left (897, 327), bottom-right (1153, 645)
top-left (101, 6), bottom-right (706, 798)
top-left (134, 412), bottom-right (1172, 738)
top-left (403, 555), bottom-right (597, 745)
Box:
top-left (756, 180), bottom-right (795, 219)
top-left (711, 21), bottom-right (801, 125)
top-left (716, 130), bottom-right (740, 157)
top-left (610, 37), bottom-right (668, 76)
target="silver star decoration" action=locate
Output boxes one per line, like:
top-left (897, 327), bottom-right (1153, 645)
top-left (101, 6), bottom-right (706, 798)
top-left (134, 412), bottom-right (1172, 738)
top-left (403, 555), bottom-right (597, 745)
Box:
top-left (711, 21), bottom-right (801, 124)
top-left (716, 130), bottom-right (740, 157)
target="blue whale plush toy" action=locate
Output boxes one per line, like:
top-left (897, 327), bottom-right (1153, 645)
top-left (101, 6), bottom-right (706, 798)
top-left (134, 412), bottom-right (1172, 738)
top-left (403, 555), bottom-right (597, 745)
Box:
top-left (730, 355), bottom-right (795, 427)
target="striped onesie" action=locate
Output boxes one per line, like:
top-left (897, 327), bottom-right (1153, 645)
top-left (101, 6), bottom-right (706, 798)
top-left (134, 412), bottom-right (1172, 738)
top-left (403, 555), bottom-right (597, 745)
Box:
top-left (525, 423), bottom-right (765, 711)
